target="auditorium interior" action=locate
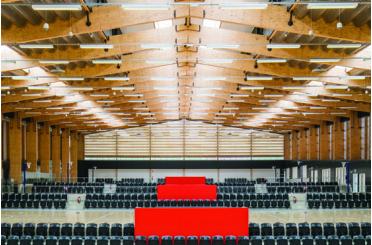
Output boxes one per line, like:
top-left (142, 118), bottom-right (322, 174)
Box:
top-left (1, 0), bottom-right (371, 245)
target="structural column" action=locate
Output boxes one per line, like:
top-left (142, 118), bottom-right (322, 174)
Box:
top-left (26, 119), bottom-right (37, 172)
top-left (9, 113), bottom-right (22, 183)
top-left (298, 129), bottom-right (307, 160)
top-left (61, 128), bottom-right (70, 181)
top-left (51, 126), bottom-right (61, 181)
top-left (308, 127), bottom-right (318, 160)
top-left (70, 131), bottom-right (78, 182)
top-left (284, 133), bottom-right (290, 160)
top-left (39, 123), bottom-right (51, 173)
top-left (291, 131), bottom-right (298, 160)
top-left (349, 112), bottom-right (361, 160)
top-left (319, 122), bottom-right (330, 160)
top-left (77, 133), bottom-right (85, 160)
top-left (332, 118), bottom-right (344, 160)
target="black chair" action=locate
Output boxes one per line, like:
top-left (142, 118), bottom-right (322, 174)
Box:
top-left (353, 235), bottom-right (366, 245)
top-left (327, 235), bottom-right (340, 245)
top-left (135, 236), bottom-right (147, 245)
top-left (97, 236), bottom-right (109, 245)
top-left (274, 223), bottom-right (285, 236)
top-left (58, 236), bottom-right (71, 245)
top-left (85, 236), bottom-right (96, 245)
top-left (276, 236), bottom-right (288, 245)
top-left (112, 236), bottom-right (124, 245)
top-left (61, 223), bottom-right (73, 236)
top-left (148, 236), bottom-right (160, 245)
top-left (98, 223), bottom-right (110, 236)
top-left (286, 223), bottom-right (297, 237)
top-left (250, 236), bottom-right (262, 245)
top-left (302, 235), bottom-right (314, 245)
top-left (289, 236), bottom-right (300, 245)
top-left (7, 235), bottom-right (20, 245)
top-left (162, 236), bottom-right (172, 245)
top-left (36, 223), bottom-right (48, 237)
top-left (49, 223), bottom-right (61, 237)
top-left (237, 236), bottom-right (249, 245)
top-left (32, 235), bottom-right (44, 245)
top-left (2, 223), bottom-right (11, 237)
top-left (23, 223), bottom-right (35, 236)
top-left (250, 223), bottom-right (260, 236)
top-left (11, 223), bottom-right (23, 237)
top-left (46, 236), bottom-right (58, 245)
top-left (314, 236), bottom-right (326, 245)
top-left (73, 223), bottom-right (85, 236)
top-left (336, 223), bottom-right (348, 237)
top-left (174, 236), bottom-right (186, 245)
top-left (340, 235), bottom-right (352, 245)
top-left (124, 223), bottom-right (134, 236)
top-left (123, 236), bottom-right (134, 245)
top-left (111, 224), bottom-right (122, 236)
top-left (361, 223), bottom-right (371, 237)
top-left (212, 236), bottom-right (223, 245)
top-left (311, 223), bottom-right (322, 237)
top-left (86, 223), bottom-right (98, 236)
top-left (187, 236), bottom-right (199, 245)
top-left (366, 236), bottom-right (371, 245)
top-left (20, 235), bottom-right (32, 245)
top-left (71, 236), bottom-right (84, 245)
top-left (323, 223), bottom-right (335, 237)
top-left (261, 223), bottom-right (273, 236)
top-left (225, 236), bottom-right (237, 245)
top-left (264, 236), bottom-right (275, 245)
top-left (349, 223), bottom-right (361, 237)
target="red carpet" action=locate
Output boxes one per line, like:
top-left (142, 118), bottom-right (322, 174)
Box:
top-left (165, 176), bottom-right (206, 184)
top-left (157, 184), bottom-right (217, 200)
top-left (135, 208), bottom-right (249, 237)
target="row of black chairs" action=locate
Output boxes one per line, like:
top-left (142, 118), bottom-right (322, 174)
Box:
top-left (307, 193), bottom-right (370, 202)
top-left (84, 200), bottom-right (291, 209)
top-left (248, 223), bottom-right (370, 237)
top-left (3, 235), bottom-right (371, 245)
top-left (217, 187), bottom-right (256, 193)
top-left (1, 223), bottom-right (134, 238)
top-left (2, 193), bottom-right (67, 201)
top-left (3, 222), bottom-right (369, 239)
top-left (86, 194), bottom-right (157, 201)
top-left (217, 193), bottom-right (289, 201)
top-left (2, 200), bottom-right (67, 209)
top-left (307, 200), bottom-right (370, 209)
top-left (115, 187), bottom-right (157, 194)
top-left (32, 186), bottom-right (104, 194)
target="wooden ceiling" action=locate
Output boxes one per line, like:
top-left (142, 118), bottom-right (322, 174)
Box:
top-left (1, 0), bottom-right (371, 134)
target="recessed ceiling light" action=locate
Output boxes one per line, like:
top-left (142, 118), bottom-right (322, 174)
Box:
top-left (19, 44), bottom-right (54, 49)
top-left (39, 60), bottom-right (70, 64)
top-left (92, 59), bottom-right (122, 65)
top-left (307, 2), bottom-right (358, 9)
top-left (266, 44), bottom-right (301, 49)
top-left (80, 44), bottom-right (114, 49)
top-left (31, 4), bottom-right (82, 11)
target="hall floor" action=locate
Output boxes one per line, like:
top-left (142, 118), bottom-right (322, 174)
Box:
top-left (2, 209), bottom-right (370, 224)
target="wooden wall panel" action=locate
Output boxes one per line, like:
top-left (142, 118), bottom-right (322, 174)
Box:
top-left (39, 123), bottom-right (50, 173)
top-left (26, 119), bottom-right (37, 172)
top-left (61, 128), bottom-right (70, 181)
top-left (9, 113), bottom-right (22, 183)
top-left (52, 127), bottom-right (61, 181)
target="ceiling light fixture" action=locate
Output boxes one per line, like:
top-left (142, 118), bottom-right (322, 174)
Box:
top-left (80, 44), bottom-right (114, 49)
top-left (307, 2), bottom-right (358, 9)
top-left (31, 4), bottom-right (82, 11)
top-left (19, 44), bottom-right (54, 49)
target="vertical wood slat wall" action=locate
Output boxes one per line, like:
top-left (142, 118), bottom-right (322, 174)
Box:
top-left (3, 116), bottom-right (85, 183)
top-left (285, 113), bottom-right (371, 161)
top-left (85, 121), bottom-right (284, 159)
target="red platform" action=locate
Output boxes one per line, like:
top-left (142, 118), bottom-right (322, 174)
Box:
top-left (135, 208), bottom-right (249, 237)
top-left (165, 176), bottom-right (206, 184)
top-left (157, 184), bottom-right (217, 200)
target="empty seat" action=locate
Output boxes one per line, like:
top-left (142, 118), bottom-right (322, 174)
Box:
top-left (302, 235), bottom-right (314, 245)
top-left (58, 236), bottom-right (71, 245)
top-left (289, 236), bottom-right (301, 245)
top-left (97, 236), bottom-right (109, 245)
top-left (264, 236), bottom-right (275, 245)
top-left (237, 236), bottom-right (249, 245)
top-left (85, 236), bottom-right (96, 245)
top-left (86, 223), bottom-right (97, 236)
top-left (286, 223), bottom-right (298, 236)
top-left (353, 235), bottom-right (366, 245)
top-left (20, 236), bottom-right (32, 245)
top-left (7, 235), bottom-right (20, 245)
top-left (11, 224), bottom-right (23, 237)
top-left (123, 236), bottom-right (135, 245)
top-left (148, 236), bottom-right (160, 245)
top-left (361, 223), bottom-right (371, 237)
top-left (162, 236), bottom-right (173, 245)
top-left (32, 236), bottom-right (44, 245)
top-left (61, 223), bottom-right (73, 236)
top-left (200, 236), bottom-right (211, 245)
top-left (174, 236), bottom-right (186, 245)
top-left (274, 223), bottom-right (285, 236)
top-left (314, 236), bottom-right (326, 245)
top-left (327, 235), bottom-right (340, 245)
top-left (23, 223), bottom-right (35, 237)
top-left (124, 223), bottom-right (134, 236)
top-left (212, 236), bottom-right (223, 245)
top-left (71, 236), bottom-right (84, 245)
top-left (46, 236), bottom-right (58, 245)
top-left (323, 223), bottom-right (335, 237)
top-left (187, 236), bottom-right (199, 245)
top-left (261, 223), bottom-right (273, 236)
top-left (311, 223), bottom-right (322, 237)
top-left (98, 223), bottom-right (110, 236)
top-left (349, 223), bottom-right (361, 237)
top-left (340, 236), bottom-right (352, 245)
top-left (135, 236), bottom-right (147, 245)
top-left (111, 223), bottom-right (122, 236)
top-left (336, 223), bottom-right (348, 237)
top-left (73, 223), bottom-right (85, 236)
top-left (250, 223), bottom-right (260, 236)
top-left (276, 236), bottom-right (288, 245)
top-left (2, 223), bottom-right (11, 237)
top-left (36, 223), bottom-right (48, 237)
top-left (225, 236), bottom-right (237, 245)
top-left (250, 236), bottom-right (263, 245)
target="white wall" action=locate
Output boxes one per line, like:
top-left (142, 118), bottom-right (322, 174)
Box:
top-left (87, 168), bottom-right (276, 182)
